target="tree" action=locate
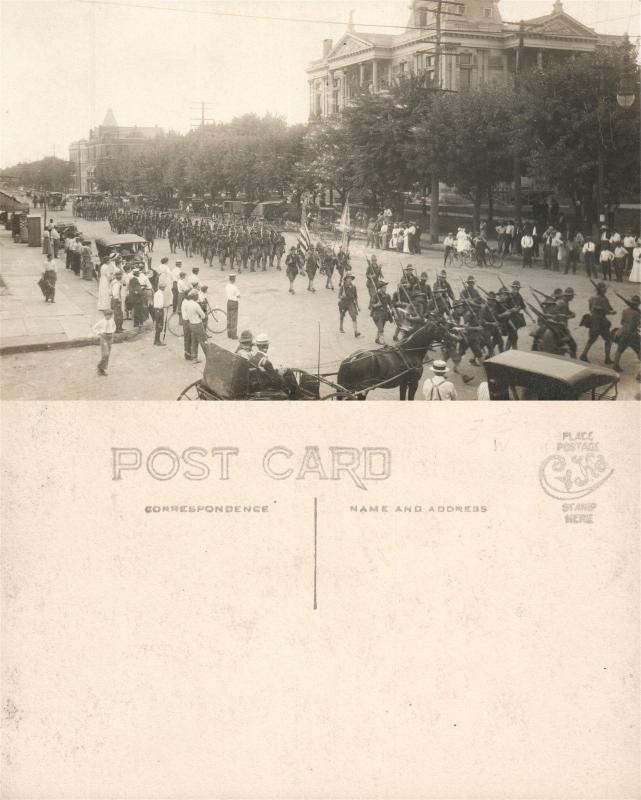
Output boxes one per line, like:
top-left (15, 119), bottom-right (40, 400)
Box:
top-left (441, 87), bottom-right (517, 230)
top-left (1, 157), bottom-right (73, 192)
top-left (521, 45), bottom-right (640, 228)
top-left (343, 89), bottom-right (415, 211)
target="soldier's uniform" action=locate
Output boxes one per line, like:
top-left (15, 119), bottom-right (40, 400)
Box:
top-left (338, 275), bottom-right (361, 337)
top-left (369, 280), bottom-right (393, 345)
top-left (613, 296), bottom-right (641, 372)
top-left (553, 289), bottom-right (577, 358)
top-left (580, 284), bottom-right (615, 363)
top-left (481, 293), bottom-right (504, 355)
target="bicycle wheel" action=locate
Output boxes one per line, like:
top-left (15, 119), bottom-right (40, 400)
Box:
top-left (486, 251), bottom-right (496, 267)
top-left (167, 311), bottom-right (183, 337)
top-left (208, 307), bottom-right (227, 334)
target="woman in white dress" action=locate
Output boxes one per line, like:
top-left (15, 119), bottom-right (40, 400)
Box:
top-left (403, 223), bottom-right (411, 253)
top-left (629, 239), bottom-right (641, 283)
top-left (389, 224), bottom-right (399, 250)
top-left (97, 254), bottom-right (116, 312)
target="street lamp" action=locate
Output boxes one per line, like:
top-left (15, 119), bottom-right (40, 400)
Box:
top-left (616, 34), bottom-right (637, 109)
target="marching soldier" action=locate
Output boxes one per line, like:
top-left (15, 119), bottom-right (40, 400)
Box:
top-left (460, 275), bottom-right (483, 309)
top-left (305, 248), bottom-right (319, 292)
top-left (338, 274), bottom-right (361, 338)
top-left (369, 280), bottom-right (393, 345)
top-left (496, 285), bottom-right (523, 351)
top-left (285, 246), bottom-right (300, 294)
top-left (579, 282), bottom-right (615, 364)
top-left (613, 294), bottom-right (640, 375)
top-left (433, 270), bottom-right (455, 314)
top-left (481, 291), bottom-right (504, 356)
top-left (553, 288), bottom-right (577, 358)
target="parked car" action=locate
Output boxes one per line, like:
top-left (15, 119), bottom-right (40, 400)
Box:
top-left (483, 351), bottom-right (619, 401)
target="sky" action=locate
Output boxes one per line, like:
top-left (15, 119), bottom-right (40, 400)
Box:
top-left (0, 0), bottom-right (638, 167)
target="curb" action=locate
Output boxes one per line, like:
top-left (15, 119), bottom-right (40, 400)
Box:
top-left (0, 327), bottom-right (142, 356)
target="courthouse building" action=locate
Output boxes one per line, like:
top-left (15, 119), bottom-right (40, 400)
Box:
top-left (306, 0), bottom-right (622, 117)
top-left (69, 109), bottom-right (162, 194)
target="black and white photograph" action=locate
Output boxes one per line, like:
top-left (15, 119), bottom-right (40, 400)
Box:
top-left (0, 0), bottom-right (639, 402)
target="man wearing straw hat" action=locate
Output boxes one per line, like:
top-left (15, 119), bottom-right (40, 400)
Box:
top-left (421, 360), bottom-right (457, 401)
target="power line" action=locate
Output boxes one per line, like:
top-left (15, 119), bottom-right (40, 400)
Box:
top-left (75, 0), bottom-right (465, 31)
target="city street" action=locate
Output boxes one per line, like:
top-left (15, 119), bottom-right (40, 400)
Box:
top-left (1, 205), bottom-right (639, 401)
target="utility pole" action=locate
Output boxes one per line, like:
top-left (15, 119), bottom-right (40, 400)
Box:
top-left (429, 0), bottom-right (443, 245)
top-left (513, 20), bottom-right (525, 225)
top-left (189, 101), bottom-right (216, 131)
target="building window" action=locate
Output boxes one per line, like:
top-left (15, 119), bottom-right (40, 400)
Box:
top-left (399, 61), bottom-right (407, 74)
top-left (460, 69), bottom-right (472, 88)
top-left (417, 8), bottom-right (428, 26)
top-left (459, 52), bottom-right (472, 66)
top-left (483, 7), bottom-right (492, 17)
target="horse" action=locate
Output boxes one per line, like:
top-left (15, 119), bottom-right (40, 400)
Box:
top-left (336, 319), bottom-right (458, 400)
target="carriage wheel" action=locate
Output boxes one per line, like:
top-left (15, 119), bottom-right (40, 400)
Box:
top-left (167, 311), bottom-right (183, 337)
top-left (207, 307), bottom-right (227, 334)
top-left (177, 380), bottom-right (204, 400)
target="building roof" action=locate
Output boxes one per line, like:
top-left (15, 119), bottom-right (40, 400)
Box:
top-left (102, 108), bottom-right (118, 127)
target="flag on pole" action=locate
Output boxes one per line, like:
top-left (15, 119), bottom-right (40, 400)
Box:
top-left (338, 193), bottom-right (351, 251)
top-left (297, 197), bottom-right (312, 253)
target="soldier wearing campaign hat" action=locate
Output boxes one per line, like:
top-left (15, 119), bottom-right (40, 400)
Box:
top-left (433, 269), bottom-right (454, 314)
top-left (369, 280), bottom-right (393, 345)
top-left (338, 273), bottom-right (361, 337)
top-left (580, 282), bottom-right (615, 363)
top-left (613, 294), bottom-right (641, 374)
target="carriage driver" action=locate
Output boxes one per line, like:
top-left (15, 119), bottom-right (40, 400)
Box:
top-left (251, 333), bottom-right (299, 396)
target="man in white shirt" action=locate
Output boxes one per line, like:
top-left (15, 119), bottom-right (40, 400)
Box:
top-left (443, 232), bottom-right (455, 266)
top-left (184, 289), bottom-right (206, 362)
top-left (422, 360), bottom-right (457, 401)
top-left (93, 309), bottom-right (116, 376)
top-left (582, 236), bottom-right (596, 278)
top-left (176, 271), bottom-right (190, 320)
top-left (521, 231), bottom-right (534, 268)
top-left (225, 273), bottom-right (240, 340)
top-left (180, 292), bottom-right (194, 360)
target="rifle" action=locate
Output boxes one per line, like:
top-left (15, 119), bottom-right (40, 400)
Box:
top-left (399, 263), bottom-right (422, 322)
top-left (526, 303), bottom-right (568, 337)
top-left (498, 275), bottom-right (534, 322)
top-left (530, 286), bottom-right (556, 302)
top-left (458, 281), bottom-right (482, 328)
top-left (367, 272), bottom-right (398, 326)
top-left (477, 284), bottom-right (517, 333)
top-left (614, 290), bottom-right (639, 310)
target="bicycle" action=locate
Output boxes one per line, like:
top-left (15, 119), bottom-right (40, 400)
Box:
top-left (166, 302), bottom-right (227, 338)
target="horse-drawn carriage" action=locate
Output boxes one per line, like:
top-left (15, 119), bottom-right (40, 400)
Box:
top-left (178, 319), bottom-right (455, 401)
top-left (177, 342), bottom-right (353, 401)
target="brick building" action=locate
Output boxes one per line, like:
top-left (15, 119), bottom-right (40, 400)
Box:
top-left (306, 0), bottom-right (622, 117)
top-left (69, 109), bottom-right (162, 194)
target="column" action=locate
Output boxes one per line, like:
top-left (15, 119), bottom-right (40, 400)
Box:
top-left (359, 63), bottom-right (365, 86)
top-left (537, 50), bottom-right (543, 69)
top-left (309, 81), bottom-right (313, 116)
top-left (372, 60), bottom-right (378, 91)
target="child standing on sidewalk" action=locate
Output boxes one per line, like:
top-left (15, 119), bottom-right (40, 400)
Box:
top-left (93, 309), bottom-right (116, 376)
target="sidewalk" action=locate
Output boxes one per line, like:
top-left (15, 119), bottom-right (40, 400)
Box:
top-left (0, 223), bottom-right (137, 354)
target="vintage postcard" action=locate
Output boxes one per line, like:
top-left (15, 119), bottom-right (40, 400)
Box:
top-left (1, 0), bottom-right (640, 797)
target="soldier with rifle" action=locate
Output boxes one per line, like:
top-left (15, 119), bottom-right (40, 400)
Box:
top-left (480, 291), bottom-right (505, 356)
top-left (433, 270), bottom-right (455, 315)
top-left (612, 292), bottom-right (640, 376)
top-left (455, 295), bottom-right (486, 366)
top-left (338, 274), bottom-right (361, 338)
top-left (368, 278), bottom-right (394, 345)
top-left (579, 281), bottom-right (616, 364)
top-left (553, 288), bottom-right (577, 358)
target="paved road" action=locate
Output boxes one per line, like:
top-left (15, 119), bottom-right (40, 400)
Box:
top-left (1, 207), bottom-right (639, 401)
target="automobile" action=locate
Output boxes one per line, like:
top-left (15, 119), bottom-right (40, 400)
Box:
top-left (483, 351), bottom-right (619, 401)
top-left (222, 200), bottom-right (255, 220)
top-left (250, 200), bottom-right (287, 222)
top-left (94, 234), bottom-right (149, 263)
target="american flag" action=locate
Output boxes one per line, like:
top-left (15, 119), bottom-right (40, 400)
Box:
top-left (338, 193), bottom-right (351, 251)
top-left (297, 197), bottom-right (312, 253)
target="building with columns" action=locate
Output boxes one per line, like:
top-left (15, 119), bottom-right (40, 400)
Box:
top-left (69, 109), bottom-right (163, 194)
top-left (306, 0), bottom-right (622, 117)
